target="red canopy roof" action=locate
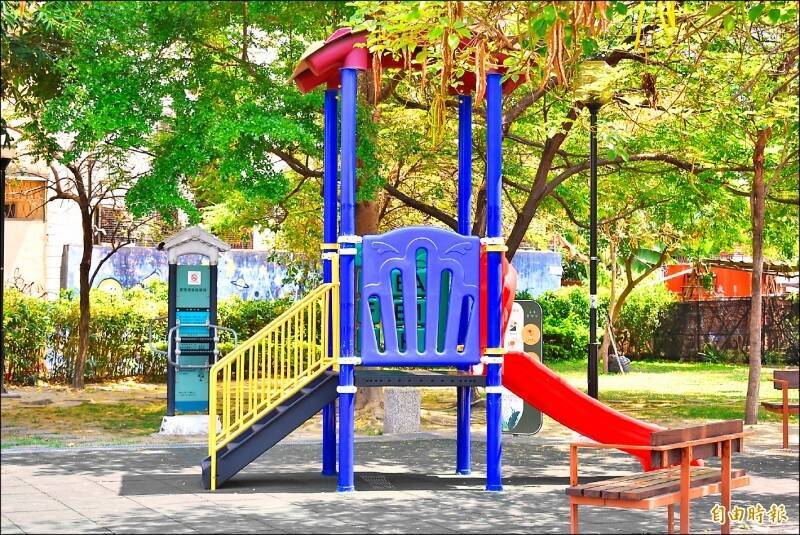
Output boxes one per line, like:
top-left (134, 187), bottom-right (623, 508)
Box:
top-left (290, 27), bottom-right (524, 95)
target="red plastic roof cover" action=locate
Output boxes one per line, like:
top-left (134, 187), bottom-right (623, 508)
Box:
top-left (290, 28), bottom-right (524, 95)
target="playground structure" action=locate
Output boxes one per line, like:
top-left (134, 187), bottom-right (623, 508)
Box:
top-left (201, 28), bottom-right (663, 492)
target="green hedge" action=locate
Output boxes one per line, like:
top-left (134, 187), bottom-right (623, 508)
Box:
top-left (614, 284), bottom-right (676, 357)
top-left (3, 289), bottom-right (52, 385)
top-left (46, 286), bottom-right (169, 384)
top-left (532, 285), bottom-right (674, 361)
top-left (3, 284), bottom-right (296, 385)
top-left (536, 287), bottom-right (605, 361)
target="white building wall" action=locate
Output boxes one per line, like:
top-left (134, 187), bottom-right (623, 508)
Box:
top-left (3, 220), bottom-right (47, 294)
top-left (44, 198), bottom-right (82, 297)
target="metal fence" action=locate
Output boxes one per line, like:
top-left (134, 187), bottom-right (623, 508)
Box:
top-left (653, 297), bottom-right (799, 363)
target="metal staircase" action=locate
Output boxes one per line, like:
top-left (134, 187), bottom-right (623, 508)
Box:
top-left (201, 370), bottom-right (337, 489)
top-left (202, 258), bottom-right (339, 490)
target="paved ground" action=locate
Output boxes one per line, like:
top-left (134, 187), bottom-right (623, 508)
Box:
top-left (1, 433), bottom-right (798, 534)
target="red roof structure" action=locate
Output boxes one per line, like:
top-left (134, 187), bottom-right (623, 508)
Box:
top-left (290, 27), bottom-right (524, 95)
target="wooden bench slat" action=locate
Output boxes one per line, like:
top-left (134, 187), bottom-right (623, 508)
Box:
top-left (619, 468), bottom-right (746, 500)
top-left (568, 470), bottom-right (669, 494)
top-left (650, 420), bottom-right (743, 446)
top-left (762, 401), bottom-right (800, 410)
top-left (583, 468), bottom-right (712, 498)
top-left (774, 369), bottom-right (799, 389)
top-left (650, 420), bottom-right (743, 467)
top-left (606, 468), bottom-right (718, 500)
top-left (583, 472), bottom-right (675, 498)
top-left (566, 467), bottom-right (715, 497)
top-left (585, 468), bottom-right (717, 499)
top-left (567, 466), bottom-right (747, 500)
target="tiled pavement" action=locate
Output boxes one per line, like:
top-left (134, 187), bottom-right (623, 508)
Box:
top-left (1, 433), bottom-right (798, 534)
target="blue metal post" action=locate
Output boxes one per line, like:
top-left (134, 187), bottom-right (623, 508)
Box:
top-left (337, 68), bottom-right (358, 493)
top-left (322, 88), bottom-right (338, 477)
top-left (457, 95), bottom-right (473, 236)
top-left (485, 72), bottom-right (503, 492)
top-left (456, 94), bottom-right (473, 475)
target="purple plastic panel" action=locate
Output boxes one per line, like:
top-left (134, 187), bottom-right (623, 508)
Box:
top-left (360, 227), bottom-right (480, 366)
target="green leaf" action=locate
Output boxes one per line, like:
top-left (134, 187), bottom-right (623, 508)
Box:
top-left (615, 2), bottom-right (628, 15)
top-left (531, 17), bottom-right (548, 38)
top-left (747, 3), bottom-right (764, 22)
top-left (722, 14), bottom-right (735, 31)
top-left (767, 8), bottom-right (781, 23)
top-left (542, 5), bottom-right (557, 24)
top-left (447, 32), bottom-right (460, 50)
top-left (707, 4), bottom-right (725, 18)
top-left (581, 38), bottom-right (598, 56)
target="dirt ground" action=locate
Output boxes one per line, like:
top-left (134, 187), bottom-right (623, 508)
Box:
top-left (1, 380), bottom-right (795, 451)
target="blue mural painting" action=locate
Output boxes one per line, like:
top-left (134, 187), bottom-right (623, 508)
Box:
top-left (62, 245), bottom-right (561, 300)
top-left (62, 245), bottom-right (307, 300)
top-left (511, 250), bottom-right (563, 297)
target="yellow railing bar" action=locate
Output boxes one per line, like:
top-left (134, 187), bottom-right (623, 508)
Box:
top-left (209, 254), bottom-right (339, 491)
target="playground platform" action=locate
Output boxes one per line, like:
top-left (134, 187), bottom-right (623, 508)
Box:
top-left (2, 433), bottom-right (797, 534)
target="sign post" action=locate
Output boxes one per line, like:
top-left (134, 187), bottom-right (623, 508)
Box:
top-left (160, 227), bottom-right (232, 434)
top-left (501, 300), bottom-right (544, 435)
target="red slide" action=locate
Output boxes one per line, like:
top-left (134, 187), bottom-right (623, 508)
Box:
top-left (479, 255), bottom-right (663, 470)
top-left (502, 350), bottom-right (662, 470)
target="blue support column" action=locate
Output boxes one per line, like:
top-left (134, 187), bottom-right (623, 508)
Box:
top-left (456, 94), bottom-right (473, 476)
top-left (321, 88), bottom-right (338, 477)
top-left (485, 72), bottom-right (503, 492)
top-left (337, 68), bottom-right (358, 493)
top-left (457, 95), bottom-right (473, 236)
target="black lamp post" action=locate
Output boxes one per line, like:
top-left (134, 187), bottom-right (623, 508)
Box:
top-left (1, 125), bottom-right (17, 396)
top-left (575, 60), bottom-right (613, 400)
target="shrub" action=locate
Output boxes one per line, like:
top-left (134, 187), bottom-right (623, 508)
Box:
top-left (614, 284), bottom-right (676, 357)
top-left (47, 286), bottom-right (168, 382)
top-left (3, 289), bottom-right (52, 384)
top-left (218, 296), bottom-right (294, 342)
top-left (537, 287), bottom-right (608, 361)
top-left (534, 284), bottom-right (676, 362)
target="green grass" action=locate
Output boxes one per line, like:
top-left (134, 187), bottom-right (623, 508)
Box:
top-left (0, 436), bottom-right (67, 449)
top-left (548, 359), bottom-right (797, 425)
top-left (52, 401), bottom-right (166, 434)
top-left (2, 401), bottom-right (166, 440)
top-left (2, 361), bottom-right (795, 445)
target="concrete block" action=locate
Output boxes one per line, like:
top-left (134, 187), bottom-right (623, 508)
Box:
top-left (158, 415), bottom-right (220, 435)
top-left (383, 387), bottom-right (420, 434)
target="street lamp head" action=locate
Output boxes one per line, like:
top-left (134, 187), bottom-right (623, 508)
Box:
top-left (0, 125), bottom-right (16, 172)
top-left (574, 59), bottom-right (615, 107)
top-left (0, 148), bottom-right (16, 172)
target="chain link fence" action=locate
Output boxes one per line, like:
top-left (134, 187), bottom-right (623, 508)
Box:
top-left (653, 297), bottom-right (799, 364)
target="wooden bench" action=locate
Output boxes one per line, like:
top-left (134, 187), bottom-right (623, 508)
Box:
top-left (567, 420), bottom-right (750, 534)
top-left (761, 369), bottom-right (799, 449)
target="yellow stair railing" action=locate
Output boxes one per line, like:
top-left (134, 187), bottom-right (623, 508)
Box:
top-left (208, 254), bottom-right (339, 490)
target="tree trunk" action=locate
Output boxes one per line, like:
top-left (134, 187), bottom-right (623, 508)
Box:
top-left (505, 107), bottom-right (580, 259)
top-left (355, 199), bottom-right (383, 411)
top-left (599, 236), bottom-right (618, 373)
top-left (744, 128), bottom-right (770, 425)
top-left (599, 326), bottom-right (612, 373)
top-left (73, 206), bottom-right (93, 389)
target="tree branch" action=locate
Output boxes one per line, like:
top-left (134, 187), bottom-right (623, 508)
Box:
top-left (503, 77), bottom-right (556, 130)
top-left (382, 183), bottom-right (457, 230)
top-left (271, 149), bottom-right (323, 178)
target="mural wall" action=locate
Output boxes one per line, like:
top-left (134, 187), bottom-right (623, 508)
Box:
top-left (511, 250), bottom-right (563, 297)
top-left (62, 245), bottom-right (309, 300)
top-left (61, 245), bottom-right (561, 300)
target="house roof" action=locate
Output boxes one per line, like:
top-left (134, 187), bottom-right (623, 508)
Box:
top-left (707, 258), bottom-right (799, 275)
